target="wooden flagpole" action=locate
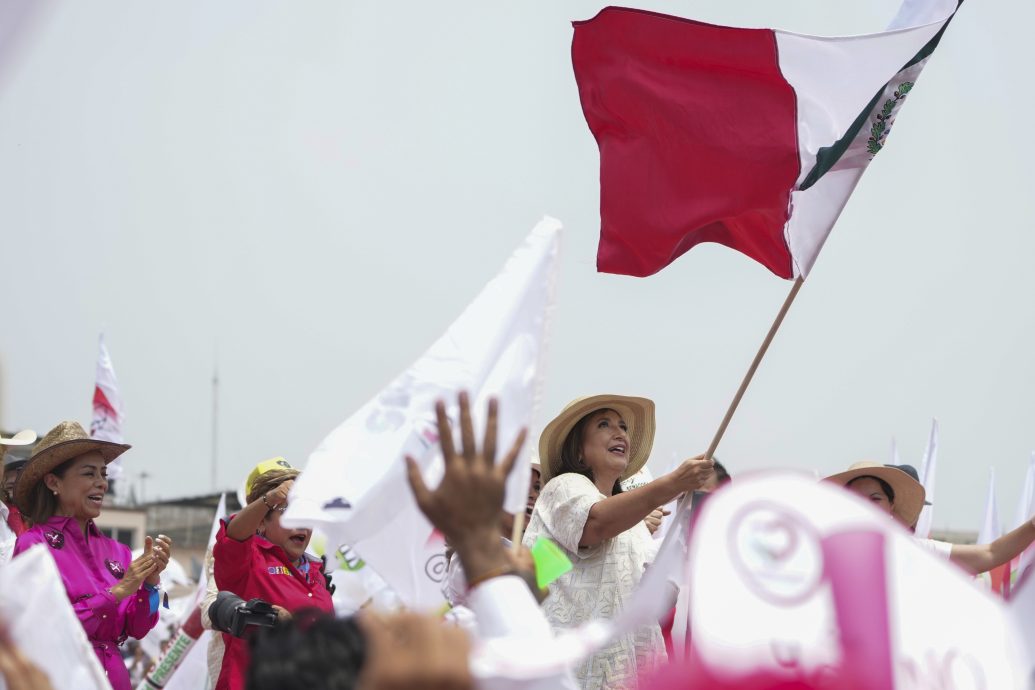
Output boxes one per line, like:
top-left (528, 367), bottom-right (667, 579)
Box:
top-left (703, 276), bottom-right (804, 462)
top-left (669, 276), bottom-right (805, 657)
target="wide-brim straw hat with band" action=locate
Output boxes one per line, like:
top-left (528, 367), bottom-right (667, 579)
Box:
top-left (824, 461), bottom-right (926, 527)
top-left (14, 421), bottom-right (130, 513)
top-left (538, 395), bottom-right (655, 485)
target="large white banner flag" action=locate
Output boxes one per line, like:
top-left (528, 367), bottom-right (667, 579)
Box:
top-left (914, 418), bottom-right (939, 539)
top-left (90, 333), bottom-right (126, 480)
top-left (0, 545), bottom-right (110, 690)
top-left (685, 473), bottom-right (1026, 687)
top-left (1006, 552), bottom-right (1035, 676)
top-left (284, 217), bottom-right (561, 608)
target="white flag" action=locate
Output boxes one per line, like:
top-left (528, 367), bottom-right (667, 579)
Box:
top-left (683, 473), bottom-right (1027, 687)
top-left (284, 217), bottom-right (561, 609)
top-left (1011, 453), bottom-right (1035, 586)
top-left (913, 418), bottom-right (938, 539)
top-left (975, 468), bottom-right (1005, 593)
top-left (91, 334), bottom-right (126, 480)
top-left (979, 468), bottom-right (1002, 545)
top-left (0, 545), bottom-right (110, 690)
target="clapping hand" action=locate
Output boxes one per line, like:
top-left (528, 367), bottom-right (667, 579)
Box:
top-left (145, 534), bottom-right (173, 587)
top-left (110, 544), bottom-right (158, 602)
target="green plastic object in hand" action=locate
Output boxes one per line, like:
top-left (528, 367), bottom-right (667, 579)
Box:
top-left (530, 536), bottom-right (573, 589)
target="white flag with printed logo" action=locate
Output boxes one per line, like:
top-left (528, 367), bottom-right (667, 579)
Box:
top-left (90, 334), bottom-right (126, 480)
top-left (284, 217), bottom-right (561, 609)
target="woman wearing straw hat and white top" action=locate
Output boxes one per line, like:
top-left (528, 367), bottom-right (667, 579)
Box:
top-left (827, 461), bottom-right (1035, 574)
top-left (522, 395), bottom-right (715, 690)
top-left (12, 421), bottom-right (173, 690)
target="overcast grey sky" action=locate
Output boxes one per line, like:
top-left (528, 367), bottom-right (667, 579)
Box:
top-left (1, 0), bottom-right (1032, 532)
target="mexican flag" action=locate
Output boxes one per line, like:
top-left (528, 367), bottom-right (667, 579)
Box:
top-left (572, 0), bottom-right (962, 279)
top-left (90, 334), bottom-right (126, 481)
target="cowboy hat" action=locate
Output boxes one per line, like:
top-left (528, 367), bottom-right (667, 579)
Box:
top-left (0, 429), bottom-right (36, 469)
top-left (14, 421), bottom-right (129, 513)
top-left (824, 461), bottom-right (926, 527)
top-left (538, 395), bottom-right (655, 485)
top-left (0, 429), bottom-right (37, 447)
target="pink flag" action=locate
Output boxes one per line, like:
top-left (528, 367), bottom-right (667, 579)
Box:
top-left (90, 334), bottom-right (126, 479)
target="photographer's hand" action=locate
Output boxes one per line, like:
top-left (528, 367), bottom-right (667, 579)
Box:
top-left (272, 605), bottom-right (292, 624)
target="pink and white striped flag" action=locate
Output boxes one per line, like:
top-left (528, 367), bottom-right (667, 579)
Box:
top-left (90, 334), bottom-right (126, 480)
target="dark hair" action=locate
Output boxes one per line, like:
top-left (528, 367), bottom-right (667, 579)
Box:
top-left (24, 458), bottom-right (74, 526)
top-left (247, 611), bottom-right (366, 690)
top-left (558, 409), bottom-right (623, 496)
top-left (712, 459), bottom-right (732, 485)
top-left (846, 475), bottom-right (895, 503)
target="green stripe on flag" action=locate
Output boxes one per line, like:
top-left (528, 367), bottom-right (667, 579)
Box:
top-left (798, 13), bottom-right (957, 191)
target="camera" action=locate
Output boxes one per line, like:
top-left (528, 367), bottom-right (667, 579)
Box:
top-left (208, 591), bottom-right (279, 638)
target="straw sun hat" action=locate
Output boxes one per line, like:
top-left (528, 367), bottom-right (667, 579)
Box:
top-left (14, 421), bottom-right (130, 513)
top-left (824, 461), bottom-right (926, 527)
top-left (538, 395), bottom-right (655, 484)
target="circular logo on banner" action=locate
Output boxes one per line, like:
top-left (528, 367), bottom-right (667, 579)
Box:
top-left (424, 553), bottom-right (448, 583)
top-left (727, 501), bottom-right (823, 606)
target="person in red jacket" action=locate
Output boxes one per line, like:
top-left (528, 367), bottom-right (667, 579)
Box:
top-left (212, 467), bottom-right (333, 690)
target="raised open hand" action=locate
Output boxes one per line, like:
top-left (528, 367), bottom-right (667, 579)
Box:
top-left (405, 392), bottom-right (527, 547)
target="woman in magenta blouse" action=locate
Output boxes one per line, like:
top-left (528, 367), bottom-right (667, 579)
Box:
top-left (13, 421), bottom-right (172, 690)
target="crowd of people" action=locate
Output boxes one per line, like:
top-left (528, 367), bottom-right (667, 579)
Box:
top-left (1, 391), bottom-right (1033, 690)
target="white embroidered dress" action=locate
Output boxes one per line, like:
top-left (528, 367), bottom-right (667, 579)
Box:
top-left (522, 473), bottom-right (665, 689)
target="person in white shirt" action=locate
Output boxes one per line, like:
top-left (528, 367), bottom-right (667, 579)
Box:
top-left (0, 429), bottom-right (36, 566)
top-left (826, 461), bottom-right (1035, 574)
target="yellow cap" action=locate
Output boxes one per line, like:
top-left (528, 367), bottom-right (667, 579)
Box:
top-left (244, 457), bottom-right (293, 498)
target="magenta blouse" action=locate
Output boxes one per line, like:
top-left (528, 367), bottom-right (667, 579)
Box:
top-left (14, 516), bottom-right (158, 690)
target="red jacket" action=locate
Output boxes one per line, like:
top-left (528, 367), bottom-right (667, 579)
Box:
top-left (212, 518), bottom-right (334, 690)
